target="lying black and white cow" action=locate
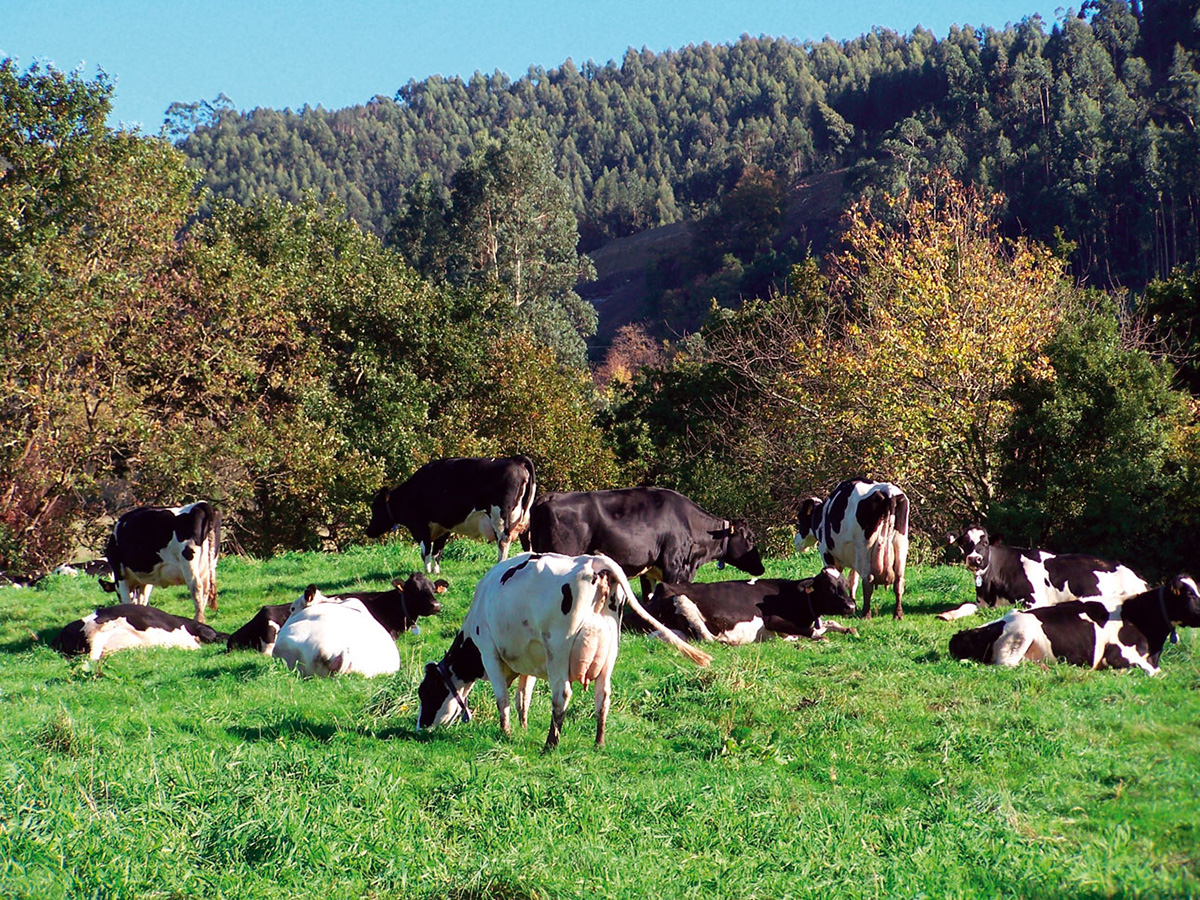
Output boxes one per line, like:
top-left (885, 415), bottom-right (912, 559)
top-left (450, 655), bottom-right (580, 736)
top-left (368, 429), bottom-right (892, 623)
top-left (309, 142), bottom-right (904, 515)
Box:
top-left (99, 501), bottom-right (220, 623)
top-left (524, 487), bottom-right (764, 594)
top-left (949, 575), bottom-right (1200, 674)
top-left (638, 569), bottom-right (857, 644)
top-left (272, 576), bottom-right (446, 677)
top-left (939, 527), bottom-right (1148, 620)
top-left (52, 604), bottom-right (228, 661)
top-left (416, 552), bottom-right (711, 750)
top-left (226, 573), bottom-right (447, 654)
top-left (366, 455), bottom-right (537, 574)
top-left (795, 480), bottom-right (909, 619)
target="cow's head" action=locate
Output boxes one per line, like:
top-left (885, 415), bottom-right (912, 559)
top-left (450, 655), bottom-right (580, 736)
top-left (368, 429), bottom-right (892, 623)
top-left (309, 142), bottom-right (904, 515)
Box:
top-left (716, 519), bottom-right (765, 577)
top-left (392, 572), bottom-right (448, 619)
top-left (1162, 575), bottom-right (1200, 628)
top-left (809, 567), bottom-right (856, 617)
top-left (794, 498), bottom-right (823, 553)
top-left (416, 632), bottom-right (483, 731)
top-left (365, 487), bottom-right (396, 539)
top-left (947, 527), bottom-right (991, 572)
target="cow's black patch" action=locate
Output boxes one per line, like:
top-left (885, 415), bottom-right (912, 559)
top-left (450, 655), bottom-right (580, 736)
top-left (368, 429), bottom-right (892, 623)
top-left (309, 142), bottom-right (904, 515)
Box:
top-left (854, 491), bottom-right (889, 539)
top-left (561, 583), bottom-right (574, 615)
top-left (1030, 605), bottom-right (1099, 665)
top-left (226, 603), bottom-right (291, 652)
top-left (50, 619), bottom-right (89, 657)
top-left (949, 620), bottom-right (1006, 662)
top-left (823, 481), bottom-right (854, 546)
top-left (500, 559), bottom-right (530, 585)
top-left (1043, 556), bottom-right (1115, 598)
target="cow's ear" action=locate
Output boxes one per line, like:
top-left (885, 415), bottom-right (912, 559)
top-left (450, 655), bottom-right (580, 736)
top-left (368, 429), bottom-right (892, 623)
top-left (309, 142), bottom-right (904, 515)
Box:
top-left (991, 533), bottom-right (1004, 545)
top-left (391, 576), bottom-right (405, 590)
top-left (434, 580), bottom-right (449, 593)
top-left (425, 662), bottom-right (438, 676)
top-left (303, 584), bottom-right (318, 603)
top-left (945, 533), bottom-right (957, 545)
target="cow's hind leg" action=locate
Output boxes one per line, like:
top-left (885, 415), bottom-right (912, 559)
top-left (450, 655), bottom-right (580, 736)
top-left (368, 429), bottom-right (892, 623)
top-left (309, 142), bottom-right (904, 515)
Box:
top-left (593, 666), bottom-right (613, 748)
top-left (181, 567), bottom-right (206, 624)
top-left (516, 674), bottom-right (536, 729)
top-left (545, 679), bottom-right (573, 752)
top-left (860, 576), bottom-right (875, 619)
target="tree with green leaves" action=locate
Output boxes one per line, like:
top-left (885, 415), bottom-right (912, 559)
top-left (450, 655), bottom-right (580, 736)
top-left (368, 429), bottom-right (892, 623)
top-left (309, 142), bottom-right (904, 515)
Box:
top-left (391, 125), bottom-right (597, 367)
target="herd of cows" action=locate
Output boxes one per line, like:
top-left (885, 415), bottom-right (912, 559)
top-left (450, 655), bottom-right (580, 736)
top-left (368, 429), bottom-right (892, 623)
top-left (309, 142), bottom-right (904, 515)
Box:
top-left (37, 455), bottom-right (1200, 749)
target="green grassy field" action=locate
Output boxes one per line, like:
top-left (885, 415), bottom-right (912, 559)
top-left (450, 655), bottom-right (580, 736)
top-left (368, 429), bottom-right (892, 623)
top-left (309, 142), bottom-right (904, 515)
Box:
top-left (1, 541), bottom-right (1197, 899)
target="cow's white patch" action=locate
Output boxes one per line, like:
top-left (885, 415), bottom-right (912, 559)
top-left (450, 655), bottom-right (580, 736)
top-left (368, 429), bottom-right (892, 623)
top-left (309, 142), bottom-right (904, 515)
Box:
top-left (85, 617), bottom-right (204, 660)
top-left (716, 617), bottom-right (765, 645)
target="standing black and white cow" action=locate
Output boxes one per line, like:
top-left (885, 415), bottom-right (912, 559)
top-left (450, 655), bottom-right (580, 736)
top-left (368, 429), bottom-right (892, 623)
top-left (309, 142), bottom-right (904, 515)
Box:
top-left (366, 455), bottom-right (537, 574)
top-left (52, 605), bottom-right (228, 661)
top-left (100, 501), bottom-right (220, 623)
top-left (640, 568), bottom-right (857, 644)
top-left (948, 575), bottom-right (1200, 674)
top-left (416, 552), bottom-right (711, 750)
top-left (524, 487), bottom-right (765, 594)
top-left (226, 573), bottom-right (447, 654)
top-left (939, 527), bottom-right (1148, 620)
top-left (795, 480), bottom-right (909, 619)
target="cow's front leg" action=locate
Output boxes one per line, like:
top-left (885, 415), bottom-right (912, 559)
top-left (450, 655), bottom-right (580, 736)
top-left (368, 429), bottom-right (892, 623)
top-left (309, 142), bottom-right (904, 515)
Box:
top-left (430, 535), bottom-right (451, 575)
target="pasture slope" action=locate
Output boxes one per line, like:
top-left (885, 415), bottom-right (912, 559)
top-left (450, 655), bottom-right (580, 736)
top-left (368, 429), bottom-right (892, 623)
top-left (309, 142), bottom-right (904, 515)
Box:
top-left (1, 541), bottom-right (1197, 899)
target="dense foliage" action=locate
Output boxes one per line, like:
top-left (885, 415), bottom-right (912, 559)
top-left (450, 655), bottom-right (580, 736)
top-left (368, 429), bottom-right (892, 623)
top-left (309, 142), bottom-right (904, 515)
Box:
top-left (0, 62), bottom-right (614, 571)
top-left (176, 1), bottom-right (1200, 296)
top-left (604, 174), bottom-right (1200, 573)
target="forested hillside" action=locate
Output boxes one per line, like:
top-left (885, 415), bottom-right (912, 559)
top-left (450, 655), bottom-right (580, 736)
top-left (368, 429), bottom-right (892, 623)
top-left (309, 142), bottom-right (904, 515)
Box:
top-left (175, 0), bottom-right (1200, 307)
top-left (3, 2), bottom-right (1199, 579)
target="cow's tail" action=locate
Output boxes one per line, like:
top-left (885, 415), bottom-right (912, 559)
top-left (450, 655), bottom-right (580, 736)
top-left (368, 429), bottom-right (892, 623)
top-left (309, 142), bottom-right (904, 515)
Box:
top-left (598, 557), bottom-right (712, 667)
top-left (512, 455), bottom-right (538, 536)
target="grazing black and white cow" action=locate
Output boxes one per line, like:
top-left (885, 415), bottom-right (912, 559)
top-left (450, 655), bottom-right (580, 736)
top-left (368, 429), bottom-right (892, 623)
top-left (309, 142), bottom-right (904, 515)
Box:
top-left (226, 573), bottom-right (447, 654)
top-left (416, 552), bottom-right (712, 750)
top-left (795, 480), bottom-right (909, 619)
top-left (271, 577), bottom-right (445, 678)
top-left (640, 568), bottom-right (858, 644)
top-left (52, 604), bottom-right (228, 661)
top-left (939, 527), bottom-right (1148, 620)
top-left (948, 575), bottom-right (1200, 674)
top-left (99, 501), bottom-right (220, 623)
top-left (524, 487), bottom-right (764, 594)
top-left (366, 455), bottom-right (537, 574)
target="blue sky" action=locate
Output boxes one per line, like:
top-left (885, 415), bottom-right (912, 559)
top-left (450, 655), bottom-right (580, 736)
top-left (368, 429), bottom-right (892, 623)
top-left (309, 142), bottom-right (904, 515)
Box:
top-left (5, 1), bottom-right (1062, 132)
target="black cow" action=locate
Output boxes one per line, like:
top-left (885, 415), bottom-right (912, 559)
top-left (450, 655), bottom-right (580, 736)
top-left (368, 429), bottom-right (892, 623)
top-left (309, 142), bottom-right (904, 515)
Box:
top-left (100, 502), bottom-right (220, 622)
top-left (939, 527), bottom-right (1148, 620)
top-left (949, 575), bottom-right (1200, 674)
top-left (366, 455), bottom-right (537, 574)
top-left (52, 604), bottom-right (228, 661)
top-left (639, 568), bottom-right (858, 644)
top-left (795, 479), bottom-right (909, 619)
top-left (524, 487), bottom-right (764, 593)
top-left (226, 573), bottom-right (447, 654)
